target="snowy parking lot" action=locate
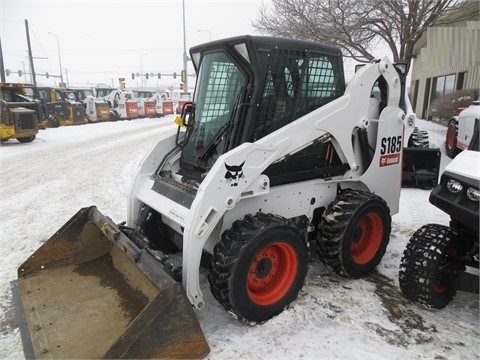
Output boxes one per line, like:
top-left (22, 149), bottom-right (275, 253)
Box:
top-left (0, 116), bottom-right (478, 359)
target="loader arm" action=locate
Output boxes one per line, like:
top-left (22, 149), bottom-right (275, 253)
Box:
top-left (178, 58), bottom-right (407, 308)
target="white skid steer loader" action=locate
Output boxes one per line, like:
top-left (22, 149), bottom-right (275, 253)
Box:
top-left (14, 36), bottom-right (420, 359)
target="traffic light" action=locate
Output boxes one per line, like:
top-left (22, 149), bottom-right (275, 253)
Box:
top-left (18, 70), bottom-right (23, 77)
top-left (181, 70), bottom-right (186, 83)
top-left (173, 72), bottom-right (177, 79)
top-left (5, 69), bottom-right (11, 76)
top-left (132, 73), bottom-right (135, 79)
top-left (145, 73), bottom-right (149, 79)
top-left (180, 83), bottom-right (184, 90)
top-left (46, 72), bottom-right (49, 78)
top-left (157, 73), bottom-right (161, 79)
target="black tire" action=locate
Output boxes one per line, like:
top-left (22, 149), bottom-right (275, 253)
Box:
top-left (399, 224), bottom-right (462, 309)
top-left (109, 110), bottom-right (119, 121)
top-left (445, 118), bottom-right (459, 158)
top-left (17, 135), bottom-right (36, 143)
top-left (209, 213), bottom-right (309, 323)
top-left (408, 127), bottom-right (429, 148)
top-left (49, 115), bottom-right (60, 128)
top-left (318, 190), bottom-right (391, 278)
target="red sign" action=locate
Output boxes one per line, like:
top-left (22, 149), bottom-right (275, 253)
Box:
top-left (379, 153), bottom-right (400, 167)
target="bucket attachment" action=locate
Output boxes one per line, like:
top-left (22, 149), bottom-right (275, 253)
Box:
top-left (402, 147), bottom-right (441, 189)
top-left (13, 206), bottom-right (210, 359)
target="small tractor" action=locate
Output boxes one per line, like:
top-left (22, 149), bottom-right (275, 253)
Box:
top-left (147, 90), bottom-right (174, 117)
top-left (36, 86), bottom-right (87, 126)
top-left (0, 82), bottom-right (40, 143)
top-left (176, 91), bottom-right (192, 114)
top-left (399, 119), bottom-right (479, 308)
top-left (134, 90), bottom-right (157, 118)
top-left (66, 88), bottom-right (110, 123)
top-left (14, 36), bottom-right (440, 359)
top-left (101, 88), bottom-right (139, 120)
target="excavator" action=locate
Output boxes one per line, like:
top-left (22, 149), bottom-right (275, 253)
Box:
top-left (13, 35), bottom-right (440, 359)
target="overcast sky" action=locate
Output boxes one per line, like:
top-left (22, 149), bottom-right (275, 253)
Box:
top-left (1, 0), bottom-right (269, 89)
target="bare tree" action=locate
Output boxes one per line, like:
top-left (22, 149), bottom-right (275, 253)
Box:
top-left (253, 0), bottom-right (467, 70)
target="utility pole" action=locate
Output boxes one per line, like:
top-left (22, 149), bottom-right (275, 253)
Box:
top-left (182, 0), bottom-right (188, 91)
top-left (0, 37), bottom-right (6, 82)
top-left (25, 19), bottom-right (37, 86)
top-left (48, 32), bottom-right (64, 86)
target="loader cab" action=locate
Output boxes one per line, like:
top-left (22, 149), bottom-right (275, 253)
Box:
top-left (178, 35), bottom-right (345, 183)
top-left (36, 87), bottom-right (68, 119)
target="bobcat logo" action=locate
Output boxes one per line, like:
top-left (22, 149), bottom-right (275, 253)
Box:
top-left (224, 161), bottom-right (245, 187)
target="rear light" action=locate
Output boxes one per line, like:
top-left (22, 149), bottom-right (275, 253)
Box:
top-left (447, 179), bottom-right (462, 193)
top-left (466, 188), bottom-right (480, 202)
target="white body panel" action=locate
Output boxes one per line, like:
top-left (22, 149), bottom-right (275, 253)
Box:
top-left (444, 150), bottom-right (480, 181)
top-left (103, 89), bottom-right (138, 119)
top-left (456, 100), bottom-right (480, 150)
top-left (128, 58), bottom-right (412, 308)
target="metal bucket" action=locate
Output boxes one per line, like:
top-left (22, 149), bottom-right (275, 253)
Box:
top-left (13, 206), bottom-right (209, 359)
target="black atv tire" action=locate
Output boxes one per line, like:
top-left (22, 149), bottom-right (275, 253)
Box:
top-left (318, 190), bottom-right (391, 278)
top-left (209, 213), bottom-right (308, 323)
top-left (399, 224), bottom-right (462, 309)
top-left (445, 118), bottom-right (459, 158)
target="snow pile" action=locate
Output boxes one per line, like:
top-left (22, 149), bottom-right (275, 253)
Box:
top-left (0, 117), bottom-right (478, 359)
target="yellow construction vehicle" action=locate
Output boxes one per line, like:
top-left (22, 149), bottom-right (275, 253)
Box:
top-left (0, 82), bottom-right (41, 143)
top-left (36, 87), bottom-right (87, 126)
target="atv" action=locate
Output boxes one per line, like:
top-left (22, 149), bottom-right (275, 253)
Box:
top-left (399, 119), bottom-right (479, 308)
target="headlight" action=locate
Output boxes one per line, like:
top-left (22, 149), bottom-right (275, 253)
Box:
top-left (466, 188), bottom-right (480, 202)
top-left (447, 179), bottom-right (463, 193)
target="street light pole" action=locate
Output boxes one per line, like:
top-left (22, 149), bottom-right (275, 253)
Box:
top-left (48, 32), bottom-right (64, 86)
top-left (140, 53), bottom-right (148, 90)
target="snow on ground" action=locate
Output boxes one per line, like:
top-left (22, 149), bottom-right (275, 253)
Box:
top-left (0, 117), bottom-right (478, 359)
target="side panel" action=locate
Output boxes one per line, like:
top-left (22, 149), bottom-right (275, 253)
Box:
top-left (127, 130), bottom-right (178, 227)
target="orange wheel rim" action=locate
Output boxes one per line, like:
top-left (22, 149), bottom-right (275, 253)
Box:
top-left (247, 242), bottom-right (297, 306)
top-left (350, 212), bottom-right (383, 264)
top-left (446, 127), bottom-right (455, 149)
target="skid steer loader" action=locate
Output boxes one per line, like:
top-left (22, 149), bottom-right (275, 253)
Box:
top-left (15, 35), bottom-right (423, 358)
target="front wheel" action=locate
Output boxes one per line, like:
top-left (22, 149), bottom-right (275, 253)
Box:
top-left (209, 213), bottom-right (308, 323)
top-left (399, 224), bottom-right (461, 309)
top-left (445, 118), bottom-right (458, 158)
top-left (318, 190), bottom-right (391, 278)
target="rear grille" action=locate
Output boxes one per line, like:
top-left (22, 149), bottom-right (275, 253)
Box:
top-left (73, 106), bottom-right (84, 122)
top-left (15, 112), bottom-right (37, 131)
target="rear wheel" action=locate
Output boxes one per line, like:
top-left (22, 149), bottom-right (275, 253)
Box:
top-left (446, 118), bottom-right (458, 158)
top-left (318, 190), bottom-right (391, 278)
top-left (209, 213), bottom-right (308, 323)
top-left (17, 135), bottom-right (36, 143)
top-left (399, 224), bottom-right (461, 309)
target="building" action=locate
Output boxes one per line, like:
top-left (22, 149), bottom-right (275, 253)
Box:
top-left (410, 0), bottom-right (479, 119)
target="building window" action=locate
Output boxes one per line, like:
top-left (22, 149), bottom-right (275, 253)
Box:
top-left (456, 72), bottom-right (467, 90)
top-left (432, 74), bottom-right (456, 99)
